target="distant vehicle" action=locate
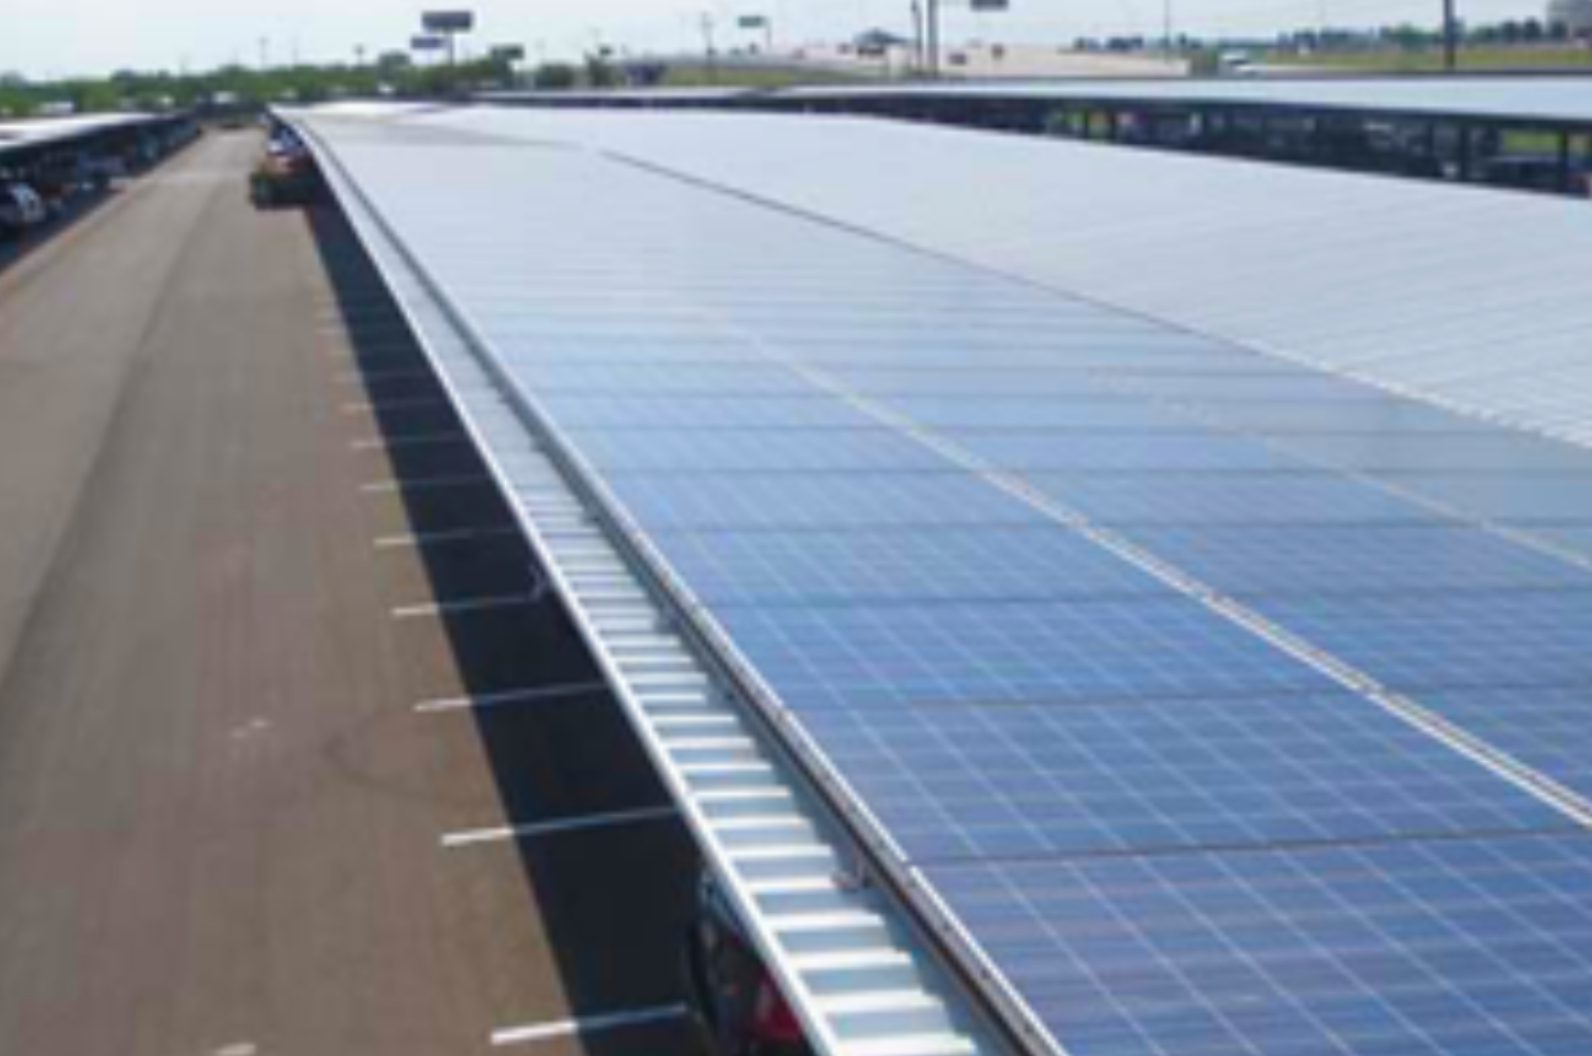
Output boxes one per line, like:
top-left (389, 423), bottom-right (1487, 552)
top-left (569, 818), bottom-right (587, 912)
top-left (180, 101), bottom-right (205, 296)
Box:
top-left (83, 155), bottom-right (129, 189)
top-left (0, 182), bottom-right (47, 236)
top-left (684, 867), bottom-right (812, 1056)
top-left (1219, 49), bottom-right (1258, 76)
top-left (947, 50), bottom-right (969, 67)
top-left (250, 126), bottom-right (320, 208)
top-left (265, 127), bottom-right (307, 158)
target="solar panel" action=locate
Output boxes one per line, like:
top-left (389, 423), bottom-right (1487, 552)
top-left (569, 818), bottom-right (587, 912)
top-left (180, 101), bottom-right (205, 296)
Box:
top-left (604, 471), bottom-right (1046, 531)
top-left (451, 107), bottom-right (1592, 449)
top-left (1274, 430), bottom-right (1592, 473)
top-left (1541, 526), bottom-right (1592, 561)
top-left (1025, 471), bottom-right (1436, 525)
top-left (717, 599), bottom-right (1339, 711)
top-left (798, 696), bottom-right (1570, 861)
top-left (1114, 524), bottom-right (1592, 596)
top-left (1254, 590), bottom-right (1592, 692)
top-left (538, 392), bottom-right (874, 429)
top-left (648, 525), bottom-right (1166, 607)
top-left (931, 834), bottom-right (1592, 1056)
top-left (947, 431), bottom-right (1309, 472)
top-left (300, 109), bottom-right (1592, 1056)
top-left (876, 395), bottom-right (1197, 431)
top-left (1368, 470), bottom-right (1592, 523)
top-left (567, 426), bottom-right (948, 474)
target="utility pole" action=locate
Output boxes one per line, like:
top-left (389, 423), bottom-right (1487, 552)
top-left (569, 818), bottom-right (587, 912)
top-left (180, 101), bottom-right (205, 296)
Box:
top-left (700, 13), bottom-right (718, 83)
top-left (925, 0), bottom-right (939, 76)
top-left (1442, 0), bottom-right (1458, 70)
top-left (1163, 0), bottom-right (1174, 60)
top-left (910, 0), bottom-right (925, 73)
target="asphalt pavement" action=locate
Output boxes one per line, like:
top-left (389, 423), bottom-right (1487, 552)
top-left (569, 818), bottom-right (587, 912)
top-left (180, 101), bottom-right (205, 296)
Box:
top-left (0, 129), bottom-right (701, 1056)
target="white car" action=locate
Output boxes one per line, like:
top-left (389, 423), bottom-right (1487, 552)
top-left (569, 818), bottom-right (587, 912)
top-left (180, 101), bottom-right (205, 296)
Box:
top-left (0, 182), bottom-right (47, 235)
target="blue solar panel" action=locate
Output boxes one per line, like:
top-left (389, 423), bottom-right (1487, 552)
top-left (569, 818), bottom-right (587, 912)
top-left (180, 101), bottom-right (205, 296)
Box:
top-left (537, 392), bottom-right (874, 429)
top-left (931, 834), bottom-right (1592, 1056)
top-left (1027, 471), bottom-right (1436, 525)
top-left (874, 395), bottom-right (1195, 431)
top-left (493, 337), bottom-right (761, 365)
top-left (1119, 524), bottom-right (1592, 596)
top-left (602, 471), bottom-right (1045, 530)
top-left (1270, 431), bottom-right (1592, 473)
top-left (797, 696), bottom-right (1569, 861)
top-left (566, 426), bottom-right (948, 473)
top-left (1256, 589), bottom-right (1592, 691)
top-left (949, 431), bottom-right (1311, 472)
top-left (829, 365), bottom-right (1125, 398)
top-left (1541, 526), bottom-right (1592, 560)
top-left (747, 340), bottom-right (1264, 373)
top-left (646, 525), bottom-right (1167, 606)
top-left (309, 117), bottom-right (1592, 1056)
top-left (1172, 398), bottom-right (1494, 435)
top-left (512, 360), bottom-right (813, 395)
top-left (715, 598), bottom-right (1337, 711)
top-left (1372, 470), bottom-right (1592, 523)
top-left (1114, 370), bottom-right (1386, 403)
top-left (1416, 687), bottom-right (1592, 801)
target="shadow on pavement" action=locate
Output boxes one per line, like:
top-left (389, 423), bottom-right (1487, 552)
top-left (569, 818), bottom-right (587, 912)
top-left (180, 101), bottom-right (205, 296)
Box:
top-left (302, 201), bottom-right (704, 1056)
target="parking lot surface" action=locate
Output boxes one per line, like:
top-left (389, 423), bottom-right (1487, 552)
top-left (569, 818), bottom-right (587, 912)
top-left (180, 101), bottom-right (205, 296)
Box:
top-left (0, 129), bottom-right (700, 1056)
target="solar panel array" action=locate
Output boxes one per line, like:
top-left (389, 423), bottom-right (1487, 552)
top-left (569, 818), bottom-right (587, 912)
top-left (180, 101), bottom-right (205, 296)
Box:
top-left (301, 111), bottom-right (1592, 1056)
top-left (427, 107), bottom-right (1592, 452)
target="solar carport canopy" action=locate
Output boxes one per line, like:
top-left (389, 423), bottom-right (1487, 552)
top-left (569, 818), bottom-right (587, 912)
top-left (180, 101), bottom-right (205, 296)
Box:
top-left (0, 113), bottom-right (162, 158)
top-left (779, 74), bottom-right (1592, 127)
top-left (295, 107), bottom-right (1592, 1056)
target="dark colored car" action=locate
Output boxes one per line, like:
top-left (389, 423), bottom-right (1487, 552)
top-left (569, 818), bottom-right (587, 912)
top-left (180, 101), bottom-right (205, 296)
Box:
top-left (684, 868), bottom-right (813, 1056)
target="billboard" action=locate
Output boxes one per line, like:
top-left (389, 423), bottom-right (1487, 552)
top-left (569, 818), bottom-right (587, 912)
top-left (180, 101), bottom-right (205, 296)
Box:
top-left (422, 10), bottom-right (475, 32)
top-left (737, 15), bottom-right (768, 29)
top-left (411, 34), bottom-right (446, 51)
top-left (969, 0), bottom-right (1009, 8)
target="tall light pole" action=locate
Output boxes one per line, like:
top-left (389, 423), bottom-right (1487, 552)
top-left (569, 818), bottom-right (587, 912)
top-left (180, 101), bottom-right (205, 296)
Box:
top-left (1442, 0), bottom-right (1458, 70)
top-left (700, 13), bottom-right (718, 83)
top-left (910, 0), bottom-right (925, 73)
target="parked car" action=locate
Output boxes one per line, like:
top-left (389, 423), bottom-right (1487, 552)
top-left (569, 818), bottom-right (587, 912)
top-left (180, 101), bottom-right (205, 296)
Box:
top-left (83, 155), bottom-right (128, 190)
top-left (684, 867), bottom-right (812, 1056)
top-left (0, 182), bottom-right (47, 237)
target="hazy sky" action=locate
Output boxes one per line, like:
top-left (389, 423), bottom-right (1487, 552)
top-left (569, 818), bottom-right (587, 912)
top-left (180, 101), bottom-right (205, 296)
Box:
top-left (3, 0), bottom-right (1548, 78)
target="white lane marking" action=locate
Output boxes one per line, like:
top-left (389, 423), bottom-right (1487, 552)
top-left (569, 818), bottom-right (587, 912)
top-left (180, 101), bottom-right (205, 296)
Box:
top-left (414, 681), bottom-right (609, 714)
top-left (360, 474), bottom-right (489, 494)
top-left (373, 525), bottom-right (519, 549)
top-left (441, 806), bottom-right (678, 849)
top-left (212, 1043), bottom-right (259, 1056)
top-left (490, 1003), bottom-right (689, 1047)
top-left (391, 594), bottom-right (541, 620)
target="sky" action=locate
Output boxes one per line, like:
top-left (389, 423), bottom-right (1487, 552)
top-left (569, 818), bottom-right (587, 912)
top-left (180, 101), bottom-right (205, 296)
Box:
top-left (1, 0), bottom-right (1551, 79)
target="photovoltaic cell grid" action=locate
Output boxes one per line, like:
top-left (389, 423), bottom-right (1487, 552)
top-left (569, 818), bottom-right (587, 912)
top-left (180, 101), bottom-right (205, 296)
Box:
top-left (305, 119), bottom-right (1592, 1056)
top-left (933, 835), bottom-right (1592, 1056)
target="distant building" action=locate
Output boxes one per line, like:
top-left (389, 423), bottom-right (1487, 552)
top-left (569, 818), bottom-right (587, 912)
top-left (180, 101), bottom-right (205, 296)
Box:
top-left (1548, 0), bottom-right (1592, 34)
